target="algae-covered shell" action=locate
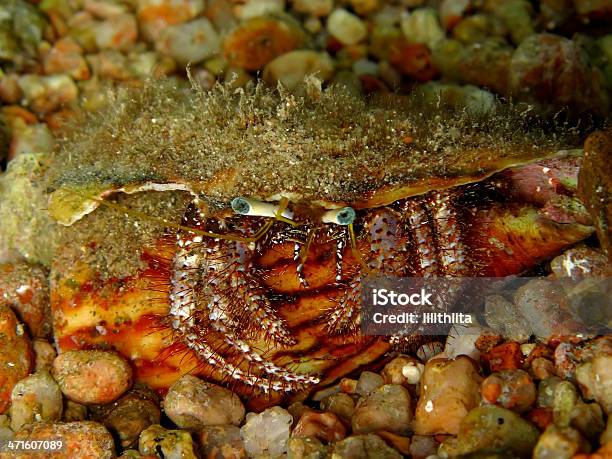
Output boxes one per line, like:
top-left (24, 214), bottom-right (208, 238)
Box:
top-left (46, 78), bottom-right (580, 225)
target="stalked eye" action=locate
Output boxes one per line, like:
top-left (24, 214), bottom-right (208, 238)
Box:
top-left (231, 197), bottom-right (293, 219)
top-left (322, 207), bottom-right (356, 225)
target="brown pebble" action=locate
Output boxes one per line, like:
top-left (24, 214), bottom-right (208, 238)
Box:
top-left (293, 410), bottom-right (347, 443)
top-left (482, 341), bottom-right (523, 372)
top-left (531, 357), bottom-right (556, 380)
top-left (32, 339), bottom-right (57, 372)
top-left (198, 425), bottom-right (246, 459)
top-left (52, 350), bottom-right (133, 405)
top-left (481, 369), bottom-right (537, 413)
top-left (0, 305), bottom-right (33, 414)
top-left (352, 384), bottom-right (412, 435)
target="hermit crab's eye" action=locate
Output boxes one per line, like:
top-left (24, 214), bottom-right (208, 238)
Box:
top-left (231, 197), bottom-right (293, 219)
top-left (321, 207), bottom-right (356, 225)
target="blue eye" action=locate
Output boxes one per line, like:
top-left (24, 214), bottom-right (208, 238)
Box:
top-left (231, 197), bottom-right (251, 215)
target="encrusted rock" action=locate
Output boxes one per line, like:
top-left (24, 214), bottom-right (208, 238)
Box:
top-left (8, 421), bottom-right (115, 459)
top-left (413, 356), bottom-right (482, 435)
top-left (438, 406), bottom-right (540, 458)
top-left (481, 369), bottom-right (537, 413)
top-left (331, 434), bottom-right (402, 459)
top-left (380, 354), bottom-right (422, 386)
top-left (575, 355), bottom-right (612, 414)
top-left (10, 371), bottom-right (63, 431)
top-left (352, 384), bottom-right (412, 435)
top-left (240, 406), bottom-right (292, 457)
top-left (164, 375), bottom-right (245, 429)
top-left (32, 339), bottom-right (57, 373)
top-left (0, 304), bottom-right (33, 414)
top-left (91, 385), bottom-right (161, 449)
top-left (198, 425), bottom-right (246, 459)
top-left (52, 350), bottom-right (133, 405)
top-left (139, 424), bottom-right (197, 459)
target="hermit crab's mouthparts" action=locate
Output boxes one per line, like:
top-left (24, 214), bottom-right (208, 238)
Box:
top-left (231, 197), bottom-right (293, 219)
top-left (322, 207), bottom-right (356, 225)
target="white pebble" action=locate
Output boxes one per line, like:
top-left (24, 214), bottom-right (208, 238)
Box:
top-left (240, 407), bottom-right (293, 457)
top-left (327, 9), bottom-right (367, 46)
top-left (401, 362), bottom-right (424, 384)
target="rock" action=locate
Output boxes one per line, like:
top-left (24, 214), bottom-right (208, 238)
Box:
top-left (10, 371), bottom-right (63, 431)
top-left (481, 342), bottom-right (523, 372)
top-left (263, 50), bottom-right (334, 92)
top-left (351, 384), bottom-right (412, 435)
top-left (291, 0), bottom-right (333, 17)
top-left (235, 0), bottom-right (285, 20)
top-left (331, 434), bottom-right (402, 459)
top-left (452, 14), bottom-right (494, 44)
top-left (156, 18), bottom-right (220, 66)
top-left (164, 375), bottom-right (244, 429)
top-left (136, 0), bottom-right (205, 41)
top-left (52, 350), bottom-right (133, 405)
top-left (533, 425), bottom-right (590, 459)
top-left (287, 436), bottom-right (328, 459)
top-left (438, 406), bottom-right (540, 458)
top-left (493, 0), bottom-right (535, 45)
top-left (32, 339), bottom-right (56, 373)
top-left (575, 355), bottom-right (612, 414)
top-left (63, 400), bottom-right (88, 422)
top-left (388, 40), bottom-right (437, 81)
top-left (95, 13), bottom-right (138, 51)
top-left (0, 304), bottom-right (33, 414)
top-left (91, 385), bottom-right (161, 449)
top-left (0, 415), bottom-right (13, 441)
top-left (439, 0), bottom-right (470, 29)
top-left (481, 369), bottom-right (537, 413)
top-left (0, 262), bottom-right (51, 339)
top-left (293, 410), bottom-right (347, 442)
top-left (0, 74), bottom-right (22, 104)
top-left (86, 49), bottom-right (134, 80)
top-left (8, 421), bottom-right (115, 459)
top-left (139, 424), bottom-right (198, 459)
top-left (380, 355), bottom-right (422, 386)
top-left (224, 16), bottom-right (305, 70)
top-left (349, 0), bottom-right (380, 16)
top-left (42, 37), bottom-right (90, 81)
top-left (531, 357), bottom-right (556, 381)
top-left (509, 34), bottom-right (609, 116)
top-left (17, 74), bottom-right (79, 115)
top-left (319, 393), bottom-right (355, 420)
top-left (354, 371), bottom-right (384, 397)
top-left (484, 295), bottom-right (530, 342)
top-left (327, 9), bottom-right (367, 46)
top-left (550, 247), bottom-right (612, 279)
top-left (413, 356), bottom-right (482, 435)
top-left (409, 435), bottom-right (438, 459)
top-left (240, 406), bottom-right (292, 457)
top-left (400, 8), bottom-right (445, 50)
top-left (198, 425), bottom-right (246, 459)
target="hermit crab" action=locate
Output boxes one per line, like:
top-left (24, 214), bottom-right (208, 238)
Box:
top-left (12, 79), bottom-right (605, 409)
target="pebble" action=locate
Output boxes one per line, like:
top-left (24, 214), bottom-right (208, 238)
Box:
top-left (319, 393), bottom-right (355, 420)
top-left (509, 33), bottom-right (610, 116)
top-left (32, 340), bottom-right (56, 373)
top-left (42, 37), bottom-right (90, 80)
top-left (352, 384), bottom-right (412, 435)
top-left (235, 0), bottom-right (286, 20)
top-left (291, 0), bottom-right (333, 17)
top-left (293, 410), bottom-right (347, 442)
top-left (484, 295), bottom-right (530, 343)
top-left (493, 0), bottom-right (535, 45)
top-left (157, 18), bottom-right (220, 66)
top-left (0, 74), bottom-right (22, 104)
top-left (438, 406), bottom-right (540, 458)
top-left (482, 341), bottom-right (523, 372)
top-left (94, 13), bottom-right (138, 51)
top-left (164, 375), bottom-right (244, 429)
top-left (533, 425), bottom-right (590, 459)
top-left (381, 354), bottom-right (422, 386)
top-left (530, 357), bottom-right (556, 381)
top-left (240, 406), bottom-right (292, 457)
top-left (63, 399), bottom-right (88, 422)
top-left (17, 74), bottom-right (79, 115)
top-left (409, 435), bottom-right (438, 459)
top-left (224, 16), bottom-right (305, 70)
top-left (349, 0), bottom-right (380, 16)
top-left (7, 421), bottom-right (115, 459)
top-left (263, 50), bottom-right (334, 92)
top-left (331, 434), bottom-right (402, 459)
top-left (400, 7), bottom-right (445, 50)
top-left (136, 0), bottom-right (205, 41)
top-left (139, 424), bottom-right (198, 459)
top-left (413, 356), bottom-right (482, 435)
top-left (86, 49), bottom-right (134, 80)
top-left (91, 384), bottom-right (161, 449)
top-left (481, 369), bottom-right (537, 413)
top-left (0, 262), bottom-right (52, 339)
top-left (327, 9), bottom-right (367, 46)
top-left (10, 371), bottom-right (63, 431)
top-left (198, 425), bottom-right (246, 459)
top-left (0, 304), bottom-right (33, 415)
top-left (354, 371), bottom-right (384, 397)
top-left (439, 0), bottom-right (470, 29)
top-left (550, 247), bottom-right (612, 279)
top-left (287, 436), bottom-right (328, 458)
top-left (575, 355), bottom-right (612, 415)
top-left (51, 350), bottom-right (133, 405)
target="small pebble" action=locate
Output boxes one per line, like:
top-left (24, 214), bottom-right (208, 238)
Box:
top-left (352, 384), bottom-right (412, 435)
top-left (263, 50), bottom-right (334, 92)
top-left (291, 0), bottom-right (333, 17)
top-left (381, 354), bottom-right (421, 386)
top-left (139, 424), bottom-right (198, 459)
top-left (136, 0), bottom-right (205, 41)
top-left (531, 357), bottom-right (556, 381)
top-left (355, 371), bottom-right (384, 396)
top-left (413, 356), bottom-right (482, 435)
top-left (51, 350), bottom-right (133, 405)
top-left (409, 435), bottom-right (438, 459)
top-left (86, 49), bottom-right (133, 80)
top-left (319, 393), bottom-right (355, 420)
top-left (240, 406), bottom-right (292, 457)
top-left (10, 371), bottom-right (63, 431)
top-left (332, 434), bottom-right (402, 458)
top-left (42, 36), bottom-right (90, 80)
top-left (234, 0), bottom-right (286, 20)
top-left (533, 425), bottom-right (590, 459)
top-left (287, 436), bottom-right (328, 458)
top-left (17, 74), bottom-right (79, 115)
top-left (481, 369), bottom-right (537, 413)
top-left (94, 13), bottom-right (138, 51)
top-left (327, 9), bottom-right (367, 46)
top-left (293, 410), bottom-right (347, 442)
top-left (63, 400), bottom-right (88, 422)
top-left (482, 341), bottom-right (523, 372)
top-left (400, 7), bottom-right (445, 50)
top-left (349, 0), bottom-right (380, 16)
top-left (157, 18), bottom-right (220, 66)
top-left (575, 355), bottom-right (612, 415)
top-left (32, 339), bottom-right (57, 372)
top-left (164, 374), bottom-right (245, 429)
top-left (198, 425), bottom-right (246, 459)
